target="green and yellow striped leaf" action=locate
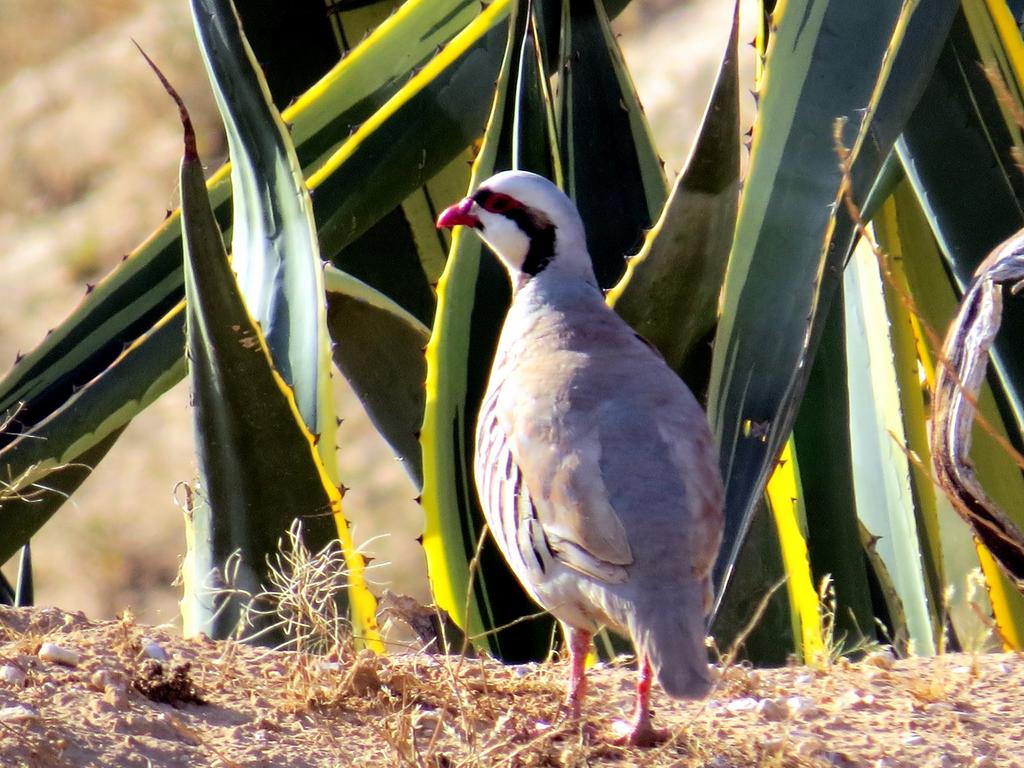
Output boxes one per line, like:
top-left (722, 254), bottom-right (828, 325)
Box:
top-left (708, 0), bottom-right (959, 609)
top-left (183, 0), bottom-right (379, 645)
top-left (608, 0), bottom-right (739, 382)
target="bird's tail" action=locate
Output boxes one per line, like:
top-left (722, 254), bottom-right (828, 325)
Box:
top-left (629, 579), bottom-right (713, 700)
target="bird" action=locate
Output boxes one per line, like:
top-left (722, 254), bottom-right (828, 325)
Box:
top-left (436, 170), bottom-right (724, 746)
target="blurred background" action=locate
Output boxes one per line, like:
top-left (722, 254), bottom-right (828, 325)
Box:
top-left (0, 0), bottom-right (753, 628)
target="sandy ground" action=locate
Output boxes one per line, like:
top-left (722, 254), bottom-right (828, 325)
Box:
top-left (0, 607), bottom-right (1021, 768)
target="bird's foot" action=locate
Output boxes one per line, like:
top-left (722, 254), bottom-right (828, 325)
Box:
top-left (608, 717), bottom-right (670, 747)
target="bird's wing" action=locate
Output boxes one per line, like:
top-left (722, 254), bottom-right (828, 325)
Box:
top-left (500, 343), bottom-right (721, 589)
top-left (503, 394), bottom-right (634, 585)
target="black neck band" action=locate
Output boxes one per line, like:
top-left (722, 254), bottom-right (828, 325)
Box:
top-left (508, 209), bottom-right (555, 277)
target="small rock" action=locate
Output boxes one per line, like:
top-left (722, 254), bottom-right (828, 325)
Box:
top-left (902, 733), bottom-right (925, 746)
top-left (875, 759), bottom-right (899, 768)
top-left (108, 687), bottom-right (130, 709)
top-left (760, 738), bottom-right (785, 755)
top-left (90, 669), bottom-right (121, 691)
top-left (141, 638), bottom-right (169, 662)
top-left (0, 664), bottom-right (27, 687)
top-left (0, 704), bottom-right (39, 722)
top-left (972, 757), bottom-right (996, 768)
top-left (756, 698), bottom-right (788, 721)
top-left (725, 697), bottom-right (759, 713)
top-left (837, 689), bottom-right (875, 709)
top-left (795, 737), bottom-right (826, 757)
top-left (38, 642), bottom-right (79, 667)
top-left (786, 695), bottom-right (822, 718)
top-left (90, 669), bottom-right (129, 709)
top-left (794, 673), bottom-right (815, 686)
top-left (864, 649), bottom-right (896, 670)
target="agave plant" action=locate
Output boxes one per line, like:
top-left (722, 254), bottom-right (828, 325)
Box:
top-left (2, 0), bottom-right (1024, 666)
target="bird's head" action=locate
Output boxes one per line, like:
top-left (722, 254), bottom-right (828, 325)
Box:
top-left (436, 170), bottom-right (594, 286)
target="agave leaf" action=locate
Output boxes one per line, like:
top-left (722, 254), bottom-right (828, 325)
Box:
top-left (310, 1), bottom-right (512, 259)
top-left (330, 149), bottom-right (478, 332)
top-left (707, 0), bottom-right (959, 607)
top-left (0, 310), bottom-right (187, 563)
top-left (286, 0), bottom-right (487, 172)
top-left (554, 0), bottom-right (667, 288)
top-left (881, 246), bottom-right (947, 631)
top-left (229, 4), bottom-right (338, 107)
top-left (607, 0), bottom-right (739, 381)
top-left (710, 499), bottom-right (793, 665)
top-left (0, 429), bottom-right (125, 566)
top-left (844, 238), bottom-right (937, 655)
top-left (792, 292), bottom-right (877, 649)
top-left (174, 80), bottom-right (379, 645)
top-left (0, 217), bottom-right (200, 452)
top-left (859, 518), bottom-right (910, 648)
top-left (961, 0), bottom-right (1024, 146)
top-left (765, 439), bottom-right (824, 664)
top-left (183, 0), bottom-right (379, 644)
top-left (512, 4), bottom-right (561, 177)
top-left (324, 265), bottom-right (430, 488)
top-left (194, 0), bottom-right (338, 468)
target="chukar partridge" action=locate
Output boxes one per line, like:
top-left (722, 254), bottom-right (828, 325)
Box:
top-left (437, 170), bottom-right (724, 745)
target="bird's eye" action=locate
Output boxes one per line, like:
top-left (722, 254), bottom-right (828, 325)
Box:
top-left (481, 192), bottom-right (518, 214)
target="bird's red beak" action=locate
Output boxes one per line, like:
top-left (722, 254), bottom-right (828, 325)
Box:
top-left (436, 197), bottom-right (480, 229)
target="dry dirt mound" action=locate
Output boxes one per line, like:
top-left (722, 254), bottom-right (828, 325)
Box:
top-left (0, 607), bottom-right (1021, 767)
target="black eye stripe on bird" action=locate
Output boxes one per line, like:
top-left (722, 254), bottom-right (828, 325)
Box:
top-left (437, 170), bottom-right (724, 746)
top-left (472, 189), bottom-right (522, 213)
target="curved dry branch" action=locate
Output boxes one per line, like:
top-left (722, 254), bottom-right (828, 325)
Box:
top-left (931, 229), bottom-right (1024, 589)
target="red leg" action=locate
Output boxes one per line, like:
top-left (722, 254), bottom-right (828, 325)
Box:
top-left (565, 627), bottom-right (591, 719)
top-left (611, 656), bottom-right (670, 747)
